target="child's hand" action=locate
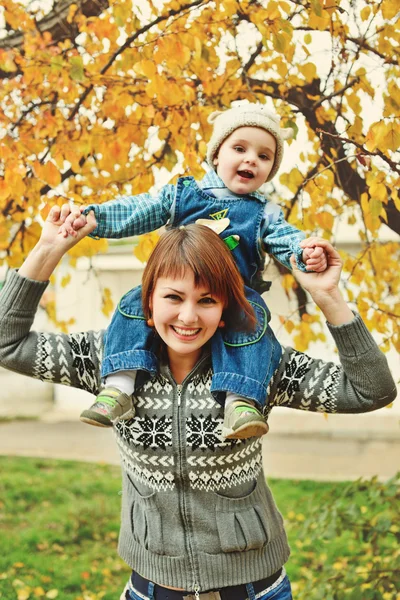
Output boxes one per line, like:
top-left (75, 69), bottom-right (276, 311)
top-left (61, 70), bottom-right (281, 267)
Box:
top-left (300, 237), bottom-right (329, 273)
top-left (58, 206), bottom-right (88, 238)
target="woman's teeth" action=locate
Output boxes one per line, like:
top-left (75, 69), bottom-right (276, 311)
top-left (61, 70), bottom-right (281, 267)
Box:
top-left (172, 326), bottom-right (200, 336)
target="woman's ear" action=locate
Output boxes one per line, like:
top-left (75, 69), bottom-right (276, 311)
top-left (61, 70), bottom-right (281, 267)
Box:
top-left (147, 296), bottom-right (154, 327)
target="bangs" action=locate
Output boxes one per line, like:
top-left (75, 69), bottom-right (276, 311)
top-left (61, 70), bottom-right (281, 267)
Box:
top-left (153, 241), bottom-right (229, 303)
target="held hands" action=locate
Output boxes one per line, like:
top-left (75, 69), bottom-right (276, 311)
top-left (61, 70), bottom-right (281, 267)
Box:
top-left (301, 237), bottom-right (328, 272)
top-left (18, 204), bottom-right (97, 282)
top-left (291, 240), bottom-right (354, 325)
top-left (58, 205), bottom-right (88, 238)
top-left (41, 204), bottom-right (97, 252)
top-left (290, 239), bottom-right (342, 300)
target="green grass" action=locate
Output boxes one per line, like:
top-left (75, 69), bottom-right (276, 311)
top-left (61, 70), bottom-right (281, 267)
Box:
top-left (0, 457), bottom-right (373, 599)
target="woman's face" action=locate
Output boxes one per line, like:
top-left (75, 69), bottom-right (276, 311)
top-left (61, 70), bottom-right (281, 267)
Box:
top-left (150, 269), bottom-right (224, 369)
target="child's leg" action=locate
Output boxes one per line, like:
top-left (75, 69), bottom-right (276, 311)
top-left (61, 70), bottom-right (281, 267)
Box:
top-left (105, 371), bottom-right (136, 396)
top-left (80, 371), bottom-right (136, 427)
top-left (211, 287), bottom-right (282, 440)
top-left (80, 284), bottom-right (159, 428)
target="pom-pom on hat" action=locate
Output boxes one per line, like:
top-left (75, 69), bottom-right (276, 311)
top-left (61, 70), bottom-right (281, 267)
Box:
top-left (206, 103), bottom-right (294, 182)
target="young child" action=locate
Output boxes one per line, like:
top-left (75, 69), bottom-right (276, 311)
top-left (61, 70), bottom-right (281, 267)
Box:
top-left (62, 103), bottom-right (327, 439)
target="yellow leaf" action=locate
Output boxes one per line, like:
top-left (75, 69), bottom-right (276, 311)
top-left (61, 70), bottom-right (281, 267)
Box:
top-left (347, 92), bottom-right (361, 115)
top-left (304, 33), bottom-right (312, 44)
top-left (67, 237), bottom-right (108, 265)
top-left (135, 59), bottom-right (157, 79)
top-left (299, 62), bottom-right (317, 81)
top-left (381, 0), bottom-right (400, 19)
top-left (279, 167), bottom-right (303, 193)
top-left (369, 198), bottom-right (382, 217)
top-left (61, 274), bottom-right (71, 288)
top-left (0, 178), bottom-right (10, 201)
top-left (134, 231), bottom-right (160, 263)
top-left (315, 211), bottom-right (334, 231)
top-left (33, 161), bottom-right (61, 188)
top-left (101, 287), bottom-right (114, 318)
top-left (383, 121), bottom-right (400, 151)
top-left (365, 120), bottom-right (387, 152)
top-left (360, 6), bottom-right (370, 20)
top-left (360, 192), bottom-right (370, 214)
top-left (284, 320), bottom-right (295, 333)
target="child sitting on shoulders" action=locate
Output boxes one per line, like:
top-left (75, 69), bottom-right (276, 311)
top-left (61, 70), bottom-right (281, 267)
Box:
top-left (61, 103), bottom-right (327, 439)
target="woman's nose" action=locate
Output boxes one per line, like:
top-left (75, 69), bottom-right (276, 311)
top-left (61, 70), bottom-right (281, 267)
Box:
top-left (179, 302), bottom-right (198, 324)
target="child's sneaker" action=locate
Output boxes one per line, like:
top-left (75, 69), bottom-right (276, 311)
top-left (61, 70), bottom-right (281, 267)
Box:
top-left (222, 400), bottom-right (269, 439)
top-left (80, 387), bottom-right (135, 427)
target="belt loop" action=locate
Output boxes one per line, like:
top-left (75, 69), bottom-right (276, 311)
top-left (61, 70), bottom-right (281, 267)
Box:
top-left (148, 581), bottom-right (155, 600)
top-left (245, 583), bottom-right (256, 600)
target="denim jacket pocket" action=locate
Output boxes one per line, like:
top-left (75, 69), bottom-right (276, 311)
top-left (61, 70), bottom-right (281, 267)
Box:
top-left (118, 285), bottom-right (145, 319)
top-left (127, 474), bottom-right (164, 555)
top-left (222, 301), bottom-right (269, 346)
top-left (214, 481), bottom-right (270, 552)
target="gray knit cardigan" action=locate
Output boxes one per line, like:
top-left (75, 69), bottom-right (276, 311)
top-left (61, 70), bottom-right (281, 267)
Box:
top-left (0, 270), bottom-right (396, 594)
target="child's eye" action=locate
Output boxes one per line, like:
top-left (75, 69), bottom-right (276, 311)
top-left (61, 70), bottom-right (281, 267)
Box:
top-left (259, 154), bottom-right (270, 161)
top-left (233, 146), bottom-right (245, 153)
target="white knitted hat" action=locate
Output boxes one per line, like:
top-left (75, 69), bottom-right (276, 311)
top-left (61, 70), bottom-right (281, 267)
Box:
top-left (206, 103), bottom-right (294, 182)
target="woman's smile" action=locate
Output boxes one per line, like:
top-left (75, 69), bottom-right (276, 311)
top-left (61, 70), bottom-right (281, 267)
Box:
top-left (171, 325), bottom-right (202, 339)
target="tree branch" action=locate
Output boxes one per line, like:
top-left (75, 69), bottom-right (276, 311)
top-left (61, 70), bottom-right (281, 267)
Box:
top-left (316, 128), bottom-right (400, 174)
top-left (0, 0), bottom-right (110, 50)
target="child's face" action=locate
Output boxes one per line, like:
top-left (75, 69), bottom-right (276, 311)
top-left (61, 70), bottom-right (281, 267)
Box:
top-left (150, 270), bottom-right (224, 370)
top-left (213, 126), bottom-right (276, 194)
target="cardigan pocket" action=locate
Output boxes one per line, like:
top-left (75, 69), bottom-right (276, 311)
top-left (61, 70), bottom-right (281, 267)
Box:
top-left (128, 475), bottom-right (164, 555)
top-left (214, 481), bottom-right (269, 552)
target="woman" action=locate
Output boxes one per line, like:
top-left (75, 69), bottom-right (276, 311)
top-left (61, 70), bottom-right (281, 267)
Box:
top-left (0, 205), bottom-right (396, 600)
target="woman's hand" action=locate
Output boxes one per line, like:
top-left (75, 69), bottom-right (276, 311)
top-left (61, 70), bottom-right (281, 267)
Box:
top-left (290, 240), bottom-right (354, 325)
top-left (19, 204), bottom-right (97, 282)
top-left (40, 204), bottom-right (96, 251)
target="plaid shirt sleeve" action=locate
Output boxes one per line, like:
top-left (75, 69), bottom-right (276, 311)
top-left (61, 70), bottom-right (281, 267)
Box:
top-left (261, 203), bottom-right (307, 272)
top-left (83, 185), bottom-right (175, 239)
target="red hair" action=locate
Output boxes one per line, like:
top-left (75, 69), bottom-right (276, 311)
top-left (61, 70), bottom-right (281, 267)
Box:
top-left (141, 224), bottom-right (256, 332)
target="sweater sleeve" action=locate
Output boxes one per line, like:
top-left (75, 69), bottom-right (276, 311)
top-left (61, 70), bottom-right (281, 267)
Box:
top-left (268, 313), bottom-right (397, 413)
top-left (0, 269), bottom-right (104, 395)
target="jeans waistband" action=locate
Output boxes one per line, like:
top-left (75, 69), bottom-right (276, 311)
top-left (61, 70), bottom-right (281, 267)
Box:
top-left (129, 568), bottom-right (283, 600)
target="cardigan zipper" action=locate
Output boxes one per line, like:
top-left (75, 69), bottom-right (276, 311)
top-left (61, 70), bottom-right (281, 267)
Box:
top-left (166, 355), bottom-right (210, 593)
top-left (177, 384), bottom-right (182, 406)
top-left (175, 381), bottom-right (200, 594)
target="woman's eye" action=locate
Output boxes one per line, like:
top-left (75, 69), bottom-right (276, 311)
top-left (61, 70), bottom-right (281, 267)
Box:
top-left (165, 294), bottom-right (181, 301)
top-left (200, 297), bottom-right (217, 305)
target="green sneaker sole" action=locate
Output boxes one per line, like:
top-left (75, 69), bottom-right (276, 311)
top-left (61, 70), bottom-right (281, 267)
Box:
top-left (80, 410), bottom-right (113, 428)
top-left (222, 420), bottom-right (269, 440)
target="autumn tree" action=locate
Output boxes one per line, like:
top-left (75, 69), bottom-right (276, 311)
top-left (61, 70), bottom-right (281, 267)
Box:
top-left (0, 0), bottom-right (399, 350)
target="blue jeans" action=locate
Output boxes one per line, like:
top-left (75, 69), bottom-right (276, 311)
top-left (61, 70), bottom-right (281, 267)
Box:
top-left (123, 571), bottom-right (292, 600)
top-left (103, 285), bottom-right (282, 408)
